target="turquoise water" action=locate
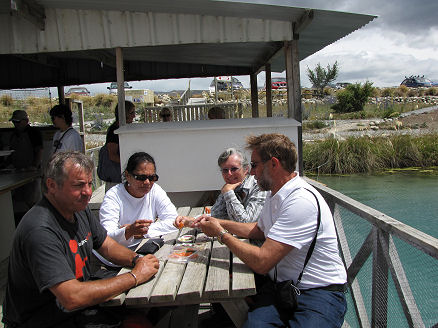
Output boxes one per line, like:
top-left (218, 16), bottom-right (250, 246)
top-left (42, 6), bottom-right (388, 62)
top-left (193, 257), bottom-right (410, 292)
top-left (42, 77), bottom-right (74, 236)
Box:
top-left (311, 173), bottom-right (438, 327)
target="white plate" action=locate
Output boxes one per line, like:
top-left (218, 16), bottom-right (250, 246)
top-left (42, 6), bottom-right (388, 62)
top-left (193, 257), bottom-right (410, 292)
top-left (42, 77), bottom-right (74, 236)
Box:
top-left (178, 235), bottom-right (195, 243)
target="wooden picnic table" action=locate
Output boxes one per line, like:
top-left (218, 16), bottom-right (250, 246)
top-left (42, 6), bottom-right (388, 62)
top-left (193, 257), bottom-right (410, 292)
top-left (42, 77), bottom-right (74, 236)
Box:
top-left (104, 206), bottom-right (256, 328)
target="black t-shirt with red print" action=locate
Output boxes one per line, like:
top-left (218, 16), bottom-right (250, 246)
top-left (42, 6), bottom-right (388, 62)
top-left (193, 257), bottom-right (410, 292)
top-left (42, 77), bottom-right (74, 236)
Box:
top-left (2, 197), bottom-right (107, 328)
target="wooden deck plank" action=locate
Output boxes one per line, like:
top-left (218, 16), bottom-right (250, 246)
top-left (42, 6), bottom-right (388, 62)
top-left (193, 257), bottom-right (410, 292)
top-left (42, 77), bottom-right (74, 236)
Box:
top-left (203, 240), bottom-right (230, 298)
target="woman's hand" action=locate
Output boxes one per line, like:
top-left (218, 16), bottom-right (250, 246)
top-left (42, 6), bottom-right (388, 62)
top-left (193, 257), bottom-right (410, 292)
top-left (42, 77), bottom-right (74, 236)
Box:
top-left (124, 219), bottom-right (153, 240)
top-left (174, 216), bottom-right (195, 229)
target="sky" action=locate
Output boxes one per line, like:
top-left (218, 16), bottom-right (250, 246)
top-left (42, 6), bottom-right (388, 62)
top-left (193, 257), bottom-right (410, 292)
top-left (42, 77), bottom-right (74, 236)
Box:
top-left (58, 0), bottom-right (438, 94)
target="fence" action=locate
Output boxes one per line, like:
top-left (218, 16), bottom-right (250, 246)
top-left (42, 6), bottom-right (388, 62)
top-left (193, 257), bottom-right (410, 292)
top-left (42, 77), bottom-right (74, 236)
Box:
top-left (144, 102), bottom-right (243, 123)
top-left (306, 178), bottom-right (437, 328)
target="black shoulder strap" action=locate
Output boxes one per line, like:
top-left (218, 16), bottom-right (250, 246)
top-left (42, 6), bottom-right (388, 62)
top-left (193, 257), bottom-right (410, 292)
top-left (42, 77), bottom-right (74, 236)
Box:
top-left (54, 127), bottom-right (73, 152)
top-left (274, 187), bottom-right (321, 286)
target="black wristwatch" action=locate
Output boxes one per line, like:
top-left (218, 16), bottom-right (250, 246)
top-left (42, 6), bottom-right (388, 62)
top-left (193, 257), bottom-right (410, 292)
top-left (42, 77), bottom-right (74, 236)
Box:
top-left (131, 254), bottom-right (141, 267)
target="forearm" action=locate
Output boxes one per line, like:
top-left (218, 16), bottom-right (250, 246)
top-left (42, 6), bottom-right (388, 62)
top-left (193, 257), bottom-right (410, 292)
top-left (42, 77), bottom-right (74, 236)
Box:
top-left (97, 237), bottom-right (136, 267)
top-left (217, 220), bottom-right (262, 240)
top-left (56, 272), bottom-right (137, 310)
top-left (219, 233), bottom-right (267, 274)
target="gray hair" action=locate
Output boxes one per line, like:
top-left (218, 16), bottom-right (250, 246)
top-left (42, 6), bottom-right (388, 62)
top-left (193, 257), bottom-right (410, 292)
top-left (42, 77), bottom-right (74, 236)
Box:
top-left (217, 148), bottom-right (249, 169)
top-left (42, 151), bottom-right (94, 194)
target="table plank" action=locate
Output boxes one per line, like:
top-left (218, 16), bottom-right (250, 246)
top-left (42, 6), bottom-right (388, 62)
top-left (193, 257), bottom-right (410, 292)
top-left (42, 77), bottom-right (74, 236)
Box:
top-left (188, 207), bottom-right (205, 217)
top-left (176, 232), bottom-right (211, 302)
top-left (231, 240), bottom-right (256, 298)
top-left (124, 243), bottom-right (174, 306)
top-left (203, 240), bottom-right (230, 299)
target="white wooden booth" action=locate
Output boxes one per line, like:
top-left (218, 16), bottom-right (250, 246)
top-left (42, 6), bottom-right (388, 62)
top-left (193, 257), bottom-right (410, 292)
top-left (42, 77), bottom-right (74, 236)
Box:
top-left (117, 118), bottom-right (300, 206)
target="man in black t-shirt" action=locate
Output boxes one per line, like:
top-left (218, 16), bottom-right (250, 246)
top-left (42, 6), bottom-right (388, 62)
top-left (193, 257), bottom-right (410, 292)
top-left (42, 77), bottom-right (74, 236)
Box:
top-left (2, 152), bottom-right (159, 328)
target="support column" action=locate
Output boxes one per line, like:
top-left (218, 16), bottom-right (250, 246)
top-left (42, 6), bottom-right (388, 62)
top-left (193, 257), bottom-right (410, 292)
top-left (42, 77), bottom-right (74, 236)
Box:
top-left (57, 86), bottom-right (65, 105)
top-left (250, 73), bottom-right (259, 118)
top-left (265, 64), bottom-right (272, 117)
top-left (285, 38), bottom-right (303, 175)
top-left (116, 47), bottom-right (126, 126)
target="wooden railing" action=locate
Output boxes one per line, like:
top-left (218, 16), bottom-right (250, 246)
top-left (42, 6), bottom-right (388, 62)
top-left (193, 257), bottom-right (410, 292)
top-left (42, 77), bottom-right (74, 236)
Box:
top-left (143, 102), bottom-right (243, 123)
top-left (306, 178), bottom-right (437, 328)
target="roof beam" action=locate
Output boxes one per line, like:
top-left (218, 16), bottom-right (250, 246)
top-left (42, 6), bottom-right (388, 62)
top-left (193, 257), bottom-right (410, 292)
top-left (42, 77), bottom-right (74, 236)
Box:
top-left (293, 9), bottom-right (314, 36)
top-left (10, 0), bottom-right (45, 30)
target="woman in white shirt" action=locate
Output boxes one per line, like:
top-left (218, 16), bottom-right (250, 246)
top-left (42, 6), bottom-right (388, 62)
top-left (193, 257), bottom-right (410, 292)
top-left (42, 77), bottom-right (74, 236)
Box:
top-left (50, 104), bottom-right (84, 154)
top-left (95, 152), bottom-right (177, 267)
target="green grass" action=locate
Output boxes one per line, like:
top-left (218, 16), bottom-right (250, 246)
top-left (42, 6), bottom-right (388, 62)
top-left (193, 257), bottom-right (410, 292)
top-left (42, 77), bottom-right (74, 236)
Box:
top-left (303, 134), bottom-right (438, 174)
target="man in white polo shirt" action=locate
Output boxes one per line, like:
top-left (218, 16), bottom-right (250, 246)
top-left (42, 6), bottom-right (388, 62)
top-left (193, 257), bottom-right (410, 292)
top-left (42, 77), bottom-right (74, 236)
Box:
top-left (192, 133), bottom-right (347, 327)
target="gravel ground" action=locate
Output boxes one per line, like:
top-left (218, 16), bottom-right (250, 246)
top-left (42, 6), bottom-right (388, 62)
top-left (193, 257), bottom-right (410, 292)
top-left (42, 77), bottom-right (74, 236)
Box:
top-left (303, 106), bottom-right (438, 141)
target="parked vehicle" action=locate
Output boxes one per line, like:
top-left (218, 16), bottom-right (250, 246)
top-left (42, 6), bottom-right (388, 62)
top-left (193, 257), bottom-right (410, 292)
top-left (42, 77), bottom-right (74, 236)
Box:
top-left (107, 81), bottom-right (132, 95)
top-left (271, 77), bottom-right (287, 89)
top-left (400, 75), bottom-right (432, 88)
top-left (209, 77), bottom-right (243, 94)
top-left (65, 87), bottom-right (90, 96)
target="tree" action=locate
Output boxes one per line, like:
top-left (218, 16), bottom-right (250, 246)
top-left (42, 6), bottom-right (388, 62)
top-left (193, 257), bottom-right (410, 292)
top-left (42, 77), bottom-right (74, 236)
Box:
top-left (306, 61), bottom-right (339, 96)
top-left (331, 81), bottom-right (375, 113)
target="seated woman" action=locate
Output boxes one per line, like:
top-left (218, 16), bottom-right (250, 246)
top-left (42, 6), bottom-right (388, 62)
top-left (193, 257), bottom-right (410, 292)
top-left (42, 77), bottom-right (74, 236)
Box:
top-left (94, 152), bottom-right (178, 267)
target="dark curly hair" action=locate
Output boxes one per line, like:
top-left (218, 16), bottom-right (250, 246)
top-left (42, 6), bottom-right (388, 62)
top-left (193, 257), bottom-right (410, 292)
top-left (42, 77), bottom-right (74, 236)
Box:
top-left (50, 104), bottom-right (73, 126)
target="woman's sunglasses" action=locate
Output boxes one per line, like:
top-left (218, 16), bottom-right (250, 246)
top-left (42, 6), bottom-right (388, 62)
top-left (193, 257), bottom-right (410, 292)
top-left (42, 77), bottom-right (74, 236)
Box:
top-left (131, 173), bottom-right (159, 182)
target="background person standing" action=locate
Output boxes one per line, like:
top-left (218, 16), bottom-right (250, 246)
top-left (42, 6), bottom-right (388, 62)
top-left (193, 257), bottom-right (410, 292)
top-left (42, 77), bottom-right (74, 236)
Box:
top-left (50, 104), bottom-right (84, 154)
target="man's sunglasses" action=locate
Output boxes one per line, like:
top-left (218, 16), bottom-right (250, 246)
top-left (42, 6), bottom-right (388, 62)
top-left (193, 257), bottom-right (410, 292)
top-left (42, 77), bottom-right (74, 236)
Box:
top-left (131, 173), bottom-right (159, 182)
top-left (220, 167), bottom-right (241, 174)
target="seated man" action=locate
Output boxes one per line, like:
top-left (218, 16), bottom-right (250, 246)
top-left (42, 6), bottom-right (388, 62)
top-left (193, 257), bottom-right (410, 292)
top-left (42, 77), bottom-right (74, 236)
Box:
top-left (2, 151), bottom-right (159, 328)
top-left (190, 134), bottom-right (348, 328)
top-left (211, 148), bottom-right (267, 223)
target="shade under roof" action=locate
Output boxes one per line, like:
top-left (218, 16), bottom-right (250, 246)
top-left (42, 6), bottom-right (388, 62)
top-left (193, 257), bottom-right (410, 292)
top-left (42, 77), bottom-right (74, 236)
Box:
top-left (0, 0), bottom-right (376, 89)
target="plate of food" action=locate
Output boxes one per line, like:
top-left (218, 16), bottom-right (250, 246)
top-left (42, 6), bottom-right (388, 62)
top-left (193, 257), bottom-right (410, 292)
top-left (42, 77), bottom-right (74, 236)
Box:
top-left (178, 235), bottom-right (195, 243)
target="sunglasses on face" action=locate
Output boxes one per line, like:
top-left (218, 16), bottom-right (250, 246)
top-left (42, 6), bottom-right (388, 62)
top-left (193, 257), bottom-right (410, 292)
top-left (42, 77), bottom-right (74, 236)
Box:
top-left (250, 161), bottom-right (264, 170)
top-left (220, 167), bottom-right (241, 174)
top-left (131, 173), bottom-right (159, 182)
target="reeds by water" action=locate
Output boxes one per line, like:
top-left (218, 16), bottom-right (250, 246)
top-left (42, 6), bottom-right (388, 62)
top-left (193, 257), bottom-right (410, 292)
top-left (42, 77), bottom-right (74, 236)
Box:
top-left (303, 134), bottom-right (438, 174)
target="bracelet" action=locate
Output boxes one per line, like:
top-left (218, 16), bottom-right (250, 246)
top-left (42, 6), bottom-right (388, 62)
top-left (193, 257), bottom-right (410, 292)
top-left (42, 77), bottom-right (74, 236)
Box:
top-left (217, 229), bottom-right (229, 244)
top-left (128, 271), bottom-right (138, 287)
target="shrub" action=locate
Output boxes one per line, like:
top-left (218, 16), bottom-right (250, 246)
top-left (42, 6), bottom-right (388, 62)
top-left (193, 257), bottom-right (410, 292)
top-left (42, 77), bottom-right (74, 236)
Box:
top-left (331, 81), bottom-right (374, 113)
top-left (395, 85), bottom-right (408, 97)
top-left (303, 120), bottom-right (328, 130)
top-left (425, 87), bottom-right (437, 96)
top-left (381, 88), bottom-right (395, 97)
top-left (1, 94), bottom-right (13, 106)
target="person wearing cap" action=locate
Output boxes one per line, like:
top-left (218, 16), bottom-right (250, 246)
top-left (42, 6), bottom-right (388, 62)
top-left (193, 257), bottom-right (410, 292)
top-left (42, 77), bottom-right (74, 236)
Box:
top-left (6, 110), bottom-right (43, 225)
top-left (159, 107), bottom-right (172, 122)
top-left (50, 104), bottom-right (84, 154)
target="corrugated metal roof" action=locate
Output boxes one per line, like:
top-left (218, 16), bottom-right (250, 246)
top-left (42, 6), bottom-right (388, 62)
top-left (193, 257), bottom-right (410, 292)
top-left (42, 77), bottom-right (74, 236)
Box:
top-left (0, 0), bottom-right (376, 88)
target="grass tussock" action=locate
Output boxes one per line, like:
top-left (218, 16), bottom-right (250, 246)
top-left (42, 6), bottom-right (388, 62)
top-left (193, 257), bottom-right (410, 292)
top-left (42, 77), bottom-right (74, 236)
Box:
top-left (303, 134), bottom-right (438, 174)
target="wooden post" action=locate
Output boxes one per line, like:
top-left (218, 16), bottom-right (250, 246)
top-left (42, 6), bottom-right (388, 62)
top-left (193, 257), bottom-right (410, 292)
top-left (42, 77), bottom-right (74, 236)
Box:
top-left (116, 47), bottom-right (126, 126)
top-left (76, 101), bottom-right (86, 154)
top-left (250, 73), bottom-right (259, 118)
top-left (285, 38), bottom-right (303, 175)
top-left (265, 64), bottom-right (272, 117)
top-left (57, 86), bottom-right (65, 105)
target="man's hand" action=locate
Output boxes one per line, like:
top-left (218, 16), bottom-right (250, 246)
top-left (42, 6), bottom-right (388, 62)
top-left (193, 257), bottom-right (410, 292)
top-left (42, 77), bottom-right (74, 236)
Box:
top-left (124, 220), bottom-right (153, 240)
top-left (174, 216), bottom-right (195, 229)
top-left (131, 254), bottom-right (159, 285)
top-left (221, 181), bottom-right (242, 194)
top-left (195, 216), bottom-right (223, 238)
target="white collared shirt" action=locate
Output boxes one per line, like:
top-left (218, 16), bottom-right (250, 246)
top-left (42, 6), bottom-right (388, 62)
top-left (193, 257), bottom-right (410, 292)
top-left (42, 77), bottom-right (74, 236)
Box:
top-left (258, 173), bottom-right (347, 289)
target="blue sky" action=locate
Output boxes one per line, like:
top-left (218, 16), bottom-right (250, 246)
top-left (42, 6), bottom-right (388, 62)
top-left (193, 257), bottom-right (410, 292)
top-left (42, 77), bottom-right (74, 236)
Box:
top-left (69, 0), bottom-right (438, 94)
